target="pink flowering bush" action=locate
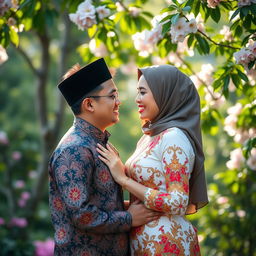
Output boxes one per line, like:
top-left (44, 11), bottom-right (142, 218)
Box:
top-left (34, 239), bottom-right (54, 256)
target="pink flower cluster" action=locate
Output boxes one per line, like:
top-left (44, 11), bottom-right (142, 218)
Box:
top-left (18, 191), bottom-right (31, 208)
top-left (9, 217), bottom-right (28, 228)
top-left (224, 102), bottom-right (256, 144)
top-left (69, 0), bottom-right (110, 30)
top-left (170, 17), bottom-right (197, 44)
top-left (234, 41), bottom-right (256, 72)
top-left (34, 238), bottom-right (54, 256)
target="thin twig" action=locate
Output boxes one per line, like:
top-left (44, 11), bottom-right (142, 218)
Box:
top-left (15, 44), bottom-right (40, 77)
top-left (198, 30), bottom-right (241, 50)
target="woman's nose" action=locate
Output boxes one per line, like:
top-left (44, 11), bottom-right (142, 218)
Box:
top-left (135, 94), bottom-right (141, 103)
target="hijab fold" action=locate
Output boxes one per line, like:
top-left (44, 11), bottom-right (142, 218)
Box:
top-left (138, 65), bottom-right (208, 214)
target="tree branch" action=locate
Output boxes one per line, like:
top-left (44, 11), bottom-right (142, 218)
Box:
top-left (53, 13), bottom-right (71, 139)
top-left (176, 53), bottom-right (222, 101)
top-left (198, 29), bottom-right (241, 50)
top-left (15, 44), bottom-right (40, 77)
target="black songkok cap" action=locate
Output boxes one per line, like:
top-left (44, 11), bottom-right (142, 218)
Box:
top-left (58, 58), bottom-right (112, 106)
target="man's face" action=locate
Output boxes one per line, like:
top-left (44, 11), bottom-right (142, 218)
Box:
top-left (92, 79), bottom-right (121, 130)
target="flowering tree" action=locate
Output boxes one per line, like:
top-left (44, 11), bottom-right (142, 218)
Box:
top-left (0, 0), bottom-right (256, 254)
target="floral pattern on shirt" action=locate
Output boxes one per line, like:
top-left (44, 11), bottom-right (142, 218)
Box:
top-left (49, 117), bottom-right (132, 256)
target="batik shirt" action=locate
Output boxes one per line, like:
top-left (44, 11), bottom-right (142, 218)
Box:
top-left (126, 127), bottom-right (201, 256)
top-left (49, 117), bottom-right (132, 256)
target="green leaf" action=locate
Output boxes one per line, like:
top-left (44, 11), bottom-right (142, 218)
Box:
top-left (88, 25), bottom-right (97, 38)
top-left (141, 11), bottom-right (153, 18)
top-left (241, 6), bottom-right (250, 17)
top-left (9, 27), bottom-right (19, 47)
top-left (212, 79), bottom-right (222, 89)
top-left (194, 0), bottom-right (201, 17)
top-left (195, 34), bottom-right (210, 54)
top-left (244, 14), bottom-right (252, 29)
top-left (171, 13), bottom-right (179, 25)
top-left (187, 34), bottom-right (194, 48)
top-left (210, 6), bottom-right (221, 23)
top-left (223, 75), bottom-right (230, 99)
top-left (251, 4), bottom-right (256, 15)
top-left (162, 21), bottom-right (171, 36)
top-left (235, 25), bottom-right (243, 37)
top-left (230, 8), bottom-right (240, 21)
top-left (231, 74), bottom-right (241, 88)
top-left (248, 60), bottom-right (255, 70)
top-left (237, 69), bottom-right (249, 82)
top-left (182, 6), bottom-right (191, 12)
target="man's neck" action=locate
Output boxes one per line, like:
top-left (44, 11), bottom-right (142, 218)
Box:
top-left (76, 114), bottom-right (106, 132)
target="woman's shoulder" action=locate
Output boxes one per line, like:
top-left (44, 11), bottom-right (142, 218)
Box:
top-left (160, 127), bottom-right (194, 155)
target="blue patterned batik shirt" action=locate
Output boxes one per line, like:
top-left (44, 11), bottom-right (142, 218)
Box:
top-left (49, 117), bottom-right (132, 255)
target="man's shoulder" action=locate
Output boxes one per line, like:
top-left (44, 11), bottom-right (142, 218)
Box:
top-left (49, 127), bottom-right (95, 164)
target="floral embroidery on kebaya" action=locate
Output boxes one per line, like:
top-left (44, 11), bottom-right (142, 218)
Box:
top-left (125, 127), bottom-right (200, 256)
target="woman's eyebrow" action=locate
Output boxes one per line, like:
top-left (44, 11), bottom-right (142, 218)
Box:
top-left (137, 86), bottom-right (146, 90)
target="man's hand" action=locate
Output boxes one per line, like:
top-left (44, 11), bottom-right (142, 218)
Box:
top-left (128, 200), bottom-right (162, 227)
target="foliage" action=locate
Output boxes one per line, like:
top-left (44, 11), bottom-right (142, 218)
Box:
top-left (0, 0), bottom-right (256, 255)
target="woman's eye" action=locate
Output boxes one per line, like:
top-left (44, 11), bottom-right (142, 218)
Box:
top-left (140, 91), bottom-right (146, 95)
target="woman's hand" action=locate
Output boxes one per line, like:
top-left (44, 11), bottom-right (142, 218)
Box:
top-left (97, 143), bottom-right (127, 184)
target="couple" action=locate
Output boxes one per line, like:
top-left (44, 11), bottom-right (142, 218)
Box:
top-left (48, 58), bottom-right (208, 255)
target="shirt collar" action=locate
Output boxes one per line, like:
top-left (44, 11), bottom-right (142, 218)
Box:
top-left (74, 117), bottom-right (111, 143)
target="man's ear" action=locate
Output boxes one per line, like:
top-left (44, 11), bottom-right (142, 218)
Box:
top-left (81, 98), bottom-right (94, 113)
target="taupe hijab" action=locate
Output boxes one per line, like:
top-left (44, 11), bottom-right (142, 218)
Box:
top-left (138, 65), bottom-right (208, 214)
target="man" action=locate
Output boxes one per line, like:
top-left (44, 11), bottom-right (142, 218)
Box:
top-left (49, 58), bottom-right (160, 255)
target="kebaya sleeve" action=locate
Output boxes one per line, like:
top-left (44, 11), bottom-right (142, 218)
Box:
top-left (143, 130), bottom-right (193, 216)
top-left (53, 146), bottom-right (132, 233)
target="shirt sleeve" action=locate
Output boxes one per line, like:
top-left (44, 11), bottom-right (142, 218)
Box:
top-left (143, 130), bottom-right (192, 216)
top-left (53, 146), bottom-right (132, 233)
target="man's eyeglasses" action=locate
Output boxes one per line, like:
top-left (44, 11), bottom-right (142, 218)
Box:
top-left (87, 94), bottom-right (119, 101)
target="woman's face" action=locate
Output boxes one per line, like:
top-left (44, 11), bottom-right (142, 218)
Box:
top-left (136, 75), bottom-right (159, 122)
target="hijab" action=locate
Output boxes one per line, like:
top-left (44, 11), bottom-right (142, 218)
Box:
top-left (138, 65), bottom-right (208, 214)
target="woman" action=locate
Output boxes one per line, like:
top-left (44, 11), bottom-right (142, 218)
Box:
top-left (97, 64), bottom-right (208, 255)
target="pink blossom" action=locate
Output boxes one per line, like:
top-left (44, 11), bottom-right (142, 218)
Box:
top-left (247, 148), bottom-right (256, 170)
top-left (69, 0), bottom-right (96, 30)
top-left (10, 217), bottom-right (28, 228)
top-left (0, 217), bottom-right (5, 225)
top-left (12, 151), bottom-right (22, 161)
top-left (236, 210), bottom-right (246, 217)
top-left (34, 238), bottom-right (54, 256)
top-left (96, 5), bottom-right (110, 20)
top-left (14, 180), bottom-right (25, 189)
top-left (207, 0), bottom-right (221, 8)
top-left (128, 6), bottom-right (141, 17)
top-left (217, 196), bottom-right (229, 205)
top-left (89, 39), bottom-right (107, 57)
top-left (226, 148), bottom-right (244, 170)
top-left (21, 191), bottom-right (31, 200)
top-left (120, 61), bottom-right (137, 75)
top-left (132, 30), bottom-right (156, 57)
top-left (0, 0), bottom-right (12, 16)
top-left (18, 199), bottom-right (26, 208)
top-left (220, 25), bottom-right (233, 42)
top-left (0, 130), bottom-right (8, 144)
